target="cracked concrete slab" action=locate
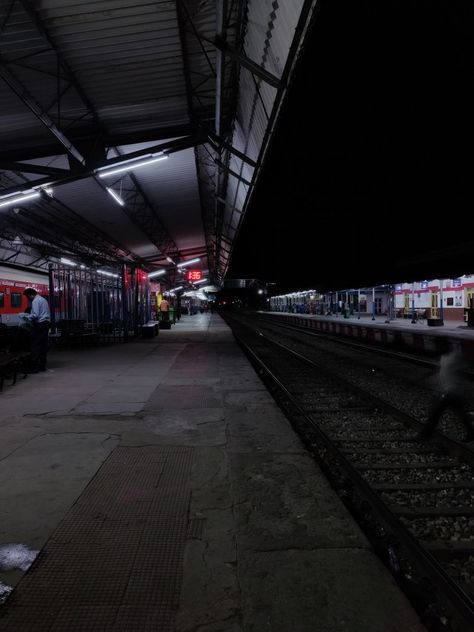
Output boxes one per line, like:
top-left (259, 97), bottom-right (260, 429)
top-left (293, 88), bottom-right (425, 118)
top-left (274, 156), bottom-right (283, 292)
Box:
top-left (142, 410), bottom-right (227, 446)
top-left (238, 548), bottom-right (424, 632)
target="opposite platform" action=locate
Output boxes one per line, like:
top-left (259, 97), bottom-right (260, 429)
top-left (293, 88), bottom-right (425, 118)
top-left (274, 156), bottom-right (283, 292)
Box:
top-left (262, 310), bottom-right (474, 356)
top-left (0, 313), bottom-right (425, 631)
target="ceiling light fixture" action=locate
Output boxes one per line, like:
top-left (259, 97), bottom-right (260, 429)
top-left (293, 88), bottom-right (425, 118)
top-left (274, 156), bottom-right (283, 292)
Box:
top-left (60, 257), bottom-right (77, 266)
top-left (0, 191), bottom-right (40, 208)
top-left (97, 154), bottom-right (168, 178)
top-left (177, 257), bottom-right (201, 268)
top-left (170, 286), bottom-right (183, 292)
top-left (166, 256), bottom-right (175, 265)
top-left (12, 235), bottom-right (23, 246)
top-left (148, 269), bottom-right (166, 278)
top-left (194, 278), bottom-right (208, 285)
top-left (106, 187), bottom-right (125, 206)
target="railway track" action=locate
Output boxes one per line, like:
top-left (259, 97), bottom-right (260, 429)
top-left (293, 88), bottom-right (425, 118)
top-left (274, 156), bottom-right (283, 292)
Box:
top-left (222, 311), bottom-right (474, 632)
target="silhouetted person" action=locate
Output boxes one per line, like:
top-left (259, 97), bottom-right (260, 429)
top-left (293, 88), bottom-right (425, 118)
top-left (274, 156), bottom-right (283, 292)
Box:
top-left (419, 339), bottom-right (474, 442)
top-left (23, 288), bottom-right (51, 372)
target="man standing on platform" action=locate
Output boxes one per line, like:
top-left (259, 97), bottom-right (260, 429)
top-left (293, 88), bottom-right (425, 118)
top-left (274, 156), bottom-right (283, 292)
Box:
top-left (160, 296), bottom-right (169, 321)
top-left (23, 287), bottom-right (51, 373)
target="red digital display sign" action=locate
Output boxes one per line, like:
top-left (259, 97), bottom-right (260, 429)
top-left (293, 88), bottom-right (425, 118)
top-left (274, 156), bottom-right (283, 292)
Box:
top-left (187, 269), bottom-right (202, 282)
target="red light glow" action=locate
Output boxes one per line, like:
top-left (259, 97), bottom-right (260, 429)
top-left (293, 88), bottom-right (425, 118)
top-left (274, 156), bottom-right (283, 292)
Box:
top-left (187, 269), bottom-right (202, 281)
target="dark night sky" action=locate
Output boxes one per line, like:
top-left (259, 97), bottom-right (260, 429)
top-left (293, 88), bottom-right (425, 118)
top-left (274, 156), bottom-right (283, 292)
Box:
top-left (227, 1), bottom-right (472, 294)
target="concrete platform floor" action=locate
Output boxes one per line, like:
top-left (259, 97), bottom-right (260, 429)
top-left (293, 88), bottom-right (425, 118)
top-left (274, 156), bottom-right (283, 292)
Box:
top-left (0, 313), bottom-right (425, 631)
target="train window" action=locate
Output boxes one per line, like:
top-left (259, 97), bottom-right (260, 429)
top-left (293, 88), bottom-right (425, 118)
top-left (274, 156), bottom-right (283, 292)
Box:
top-left (11, 292), bottom-right (22, 308)
top-left (446, 297), bottom-right (454, 306)
top-left (0, 292), bottom-right (4, 308)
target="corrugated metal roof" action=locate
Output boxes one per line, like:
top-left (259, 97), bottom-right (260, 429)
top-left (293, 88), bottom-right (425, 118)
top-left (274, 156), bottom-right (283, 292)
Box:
top-left (37, 0), bottom-right (190, 132)
top-left (0, 0), bottom-right (317, 283)
top-left (57, 178), bottom-right (157, 256)
top-left (213, 0), bottom-right (313, 281)
top-left (131, 147), bottom-right (204, 252)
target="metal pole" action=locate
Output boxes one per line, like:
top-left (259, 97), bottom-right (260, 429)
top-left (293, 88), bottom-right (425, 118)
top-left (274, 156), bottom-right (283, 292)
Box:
top-left (133, 268), bottom-right (139, 337)
top-left (385, 285), bottom-right (391, 323)
top-left (358, 288), bottom-right (361, 319)
top-left (48, 263), bottom-right (56, 333)
top-left (95, 274), bottom-right (100, 329)
top-left (372, 287), bottom-right (376, 320)
top-left (439, 279), bottom-right (444, 322)
top-left (121, 265), bottom-right (128, 343)
top-left (411, 282), bottom-right (416, 323)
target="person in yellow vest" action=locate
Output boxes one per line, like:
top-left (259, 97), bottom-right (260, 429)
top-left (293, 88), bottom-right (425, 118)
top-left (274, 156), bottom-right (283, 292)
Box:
top-left (160, 296), bottom-right (169, 321)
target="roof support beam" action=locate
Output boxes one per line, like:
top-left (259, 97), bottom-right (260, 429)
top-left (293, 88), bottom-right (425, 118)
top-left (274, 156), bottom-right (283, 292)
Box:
top-left (0, 132), bottom-right (208, 196)
top-left (205, 128), bottom-right (257, 168)
top-left (212, 0), bottom-right (228, 284)
top-left (18, 0), bottom-right (101, 128)
top-left (196, 33), bottom-right (282, 89)
top-left (0, 63), bottom-right (86, 167)
top-left (215, 38), bottom-right (282, 89)
top-left (215, 159), bottom-right (252, 187)
top-left (0, 124), bottom-right (200, 164)
top-left (0, 162), bottom-right (70, 177)
top-left (215, 0), bottom-right (226, 138)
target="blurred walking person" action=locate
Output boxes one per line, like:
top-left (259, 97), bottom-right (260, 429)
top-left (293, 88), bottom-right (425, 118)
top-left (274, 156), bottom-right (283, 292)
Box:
top-left (419, 339), bottom-right (474, 442)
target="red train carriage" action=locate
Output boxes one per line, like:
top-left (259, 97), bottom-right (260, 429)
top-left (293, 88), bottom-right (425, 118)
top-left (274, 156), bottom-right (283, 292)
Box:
top-left (0, 270), bottom-right (49, 326)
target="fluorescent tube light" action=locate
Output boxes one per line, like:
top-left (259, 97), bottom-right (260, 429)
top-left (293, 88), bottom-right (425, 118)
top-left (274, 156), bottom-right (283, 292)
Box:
top-left (96, 153), bottom-right (165, 171)
top-left (60, 257), bottom-right (77, 266)
top-left (166, 256), bottom-right (175, 264)
top-left (194, 278), bottom-right (208, 285)
top-left (148, 269), bottom-right (166, 278)
top-left (0, 191), bottom-right (40, 208)
top-left (177, 257), bottom-right (201, 268)
top-left (106, 187), bottom-right (125, 206)
top-left (97, 155), bottom-right (168, 178)
top-left (170, 286), bottom-right (183, 292)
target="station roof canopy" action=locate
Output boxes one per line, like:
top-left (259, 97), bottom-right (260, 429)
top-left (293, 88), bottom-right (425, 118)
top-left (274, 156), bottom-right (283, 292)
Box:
top-left (0, 0), bottom-right (316, 286)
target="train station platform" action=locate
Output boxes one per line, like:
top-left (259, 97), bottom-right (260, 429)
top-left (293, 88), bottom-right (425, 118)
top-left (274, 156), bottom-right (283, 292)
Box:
top-left (263, 310), bottom-right (474, 355)
top-left (0, 313), bottom-right (425, 631)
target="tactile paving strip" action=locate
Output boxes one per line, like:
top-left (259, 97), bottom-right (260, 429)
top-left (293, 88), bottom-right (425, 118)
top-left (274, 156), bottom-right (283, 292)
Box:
top-left (0, 446), bottom-right (193, 631)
